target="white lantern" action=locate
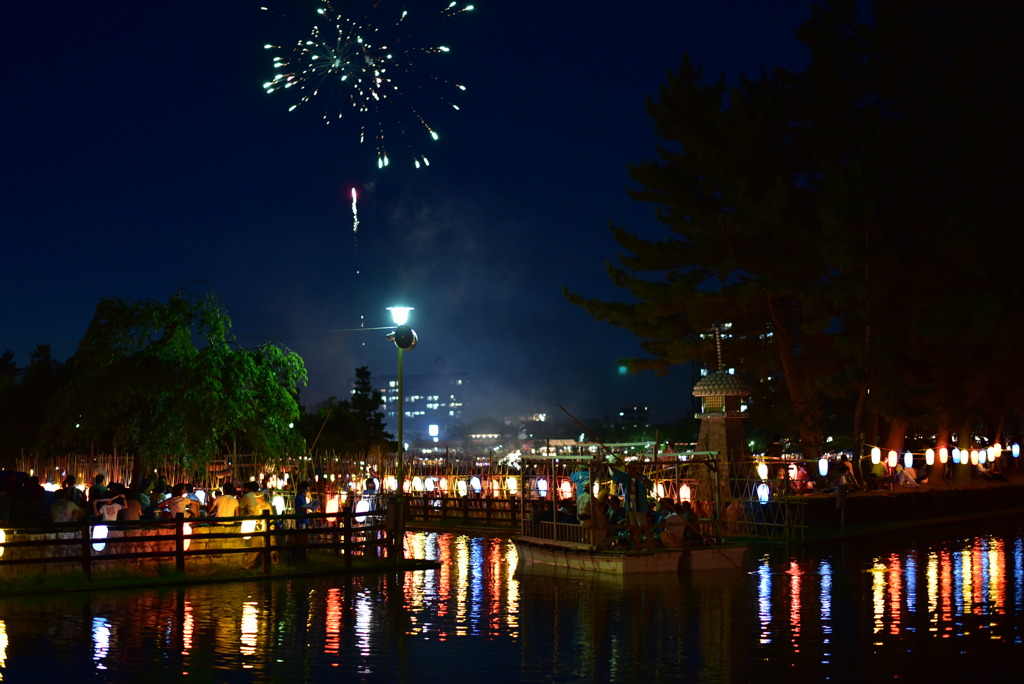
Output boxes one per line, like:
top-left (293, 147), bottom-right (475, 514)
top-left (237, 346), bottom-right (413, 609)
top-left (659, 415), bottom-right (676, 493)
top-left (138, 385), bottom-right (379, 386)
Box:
top-left (756, 483), bottom-right (770, 505)
top-left (903, 452), bottom-right (913, 469)
top-left (92, 525), bottom-right (109, 552)
top-left (818, 457), bottom-right (829, 478)
top-left (887, 450), bottom-right (898, 468)
top-left (939, 447), bottom-right (948, 464)
top-left (240, 519), bottom-right (258, 540)
top-left (871, 447), bottom-right (881, 465)
top-left (354, 498), bottom-right (370, 524)
top-left (952, 447), bottom-right (960, 464)
top-left (925, 449), bottom-right (935, 466)
top-left (1013, 443), bottom-right (1020, 458)
top-left (506, 476), bottom-right (518, 493)
top-left (182, 522), bottom-right (192, 552)
top-left (679, 484), bottom-right (692, 502)
top-left (757, 461), bottom-right (769, 480)
top-left (970, 450), bottom-right (979, 465)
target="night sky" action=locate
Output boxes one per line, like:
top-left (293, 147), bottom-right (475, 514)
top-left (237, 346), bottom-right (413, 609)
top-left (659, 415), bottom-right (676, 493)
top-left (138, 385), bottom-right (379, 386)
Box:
top-left (2, 1), bottom-right (815, 424)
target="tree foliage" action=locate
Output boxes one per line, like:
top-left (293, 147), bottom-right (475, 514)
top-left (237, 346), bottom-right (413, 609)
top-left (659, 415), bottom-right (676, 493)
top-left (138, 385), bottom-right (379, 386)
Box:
top-left (298, 367), bottom-right (392, 456)
top-left (40, 288), bottom-right (308, 473)
top-left (567, 0), bottom-right (1024, 455)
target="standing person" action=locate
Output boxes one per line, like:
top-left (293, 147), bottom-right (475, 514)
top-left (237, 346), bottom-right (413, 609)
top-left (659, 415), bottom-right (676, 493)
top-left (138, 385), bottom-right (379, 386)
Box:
top-left (294, 481), bottom-right (321, 529)
top-left (610, 462), bottom-right (656, 550)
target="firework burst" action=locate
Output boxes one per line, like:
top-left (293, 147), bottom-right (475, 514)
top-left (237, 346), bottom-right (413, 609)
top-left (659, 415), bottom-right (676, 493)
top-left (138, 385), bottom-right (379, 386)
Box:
top-left (264, 1), bottom-right (473, 169)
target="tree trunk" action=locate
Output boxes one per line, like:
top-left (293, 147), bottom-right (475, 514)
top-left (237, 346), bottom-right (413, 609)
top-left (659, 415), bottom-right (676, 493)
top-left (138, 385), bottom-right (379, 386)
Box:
top-left (766, 296), bottom-right (822, 460)
top-left (931, 411), bottom-right (950, 485)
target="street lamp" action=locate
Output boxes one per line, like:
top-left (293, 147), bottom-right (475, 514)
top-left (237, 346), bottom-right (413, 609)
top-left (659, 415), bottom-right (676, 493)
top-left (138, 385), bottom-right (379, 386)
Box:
top-left (386, 306), bottom-right (417, 563)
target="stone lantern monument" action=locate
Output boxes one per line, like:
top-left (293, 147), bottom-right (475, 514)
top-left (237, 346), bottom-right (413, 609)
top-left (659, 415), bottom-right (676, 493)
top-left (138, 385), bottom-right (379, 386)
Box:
top-left (692, 329), bottom-right (751, 499)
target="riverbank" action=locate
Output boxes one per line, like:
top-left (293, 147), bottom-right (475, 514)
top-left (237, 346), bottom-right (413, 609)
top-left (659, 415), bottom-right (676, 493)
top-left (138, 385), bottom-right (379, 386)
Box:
top-left (797, 471), bottom-right (1024, 542)
top-left (0, 553), bottom-right (441, 598)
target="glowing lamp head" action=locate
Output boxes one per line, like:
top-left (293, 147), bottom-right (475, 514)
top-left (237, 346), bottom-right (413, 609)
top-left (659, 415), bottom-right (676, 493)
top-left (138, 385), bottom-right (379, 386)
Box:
top-left (387, 306), bottom-right (413, 326)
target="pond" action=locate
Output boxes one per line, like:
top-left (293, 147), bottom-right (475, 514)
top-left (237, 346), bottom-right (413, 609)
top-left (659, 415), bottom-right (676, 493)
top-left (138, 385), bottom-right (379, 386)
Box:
top-left (0, 520), bottom-right (1021, 682)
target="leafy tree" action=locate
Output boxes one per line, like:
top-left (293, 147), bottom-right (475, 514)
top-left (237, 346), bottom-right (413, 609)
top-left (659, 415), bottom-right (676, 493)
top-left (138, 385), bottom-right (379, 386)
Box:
top-left (0, 345), bottom-right (65, 466)
top-left (41, 288), bottom-right (307, 480)
top-left (567, 0), bottom-right (1024, 459)
top-left (298, 367), bottom-right (392, 457)
top-left (348, 366), bottom-right (391, 458)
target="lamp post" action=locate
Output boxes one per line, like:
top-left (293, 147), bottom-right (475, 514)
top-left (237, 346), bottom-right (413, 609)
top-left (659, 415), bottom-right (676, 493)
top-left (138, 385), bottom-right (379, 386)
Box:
top-left (386, 306), bottom-right (417, 563)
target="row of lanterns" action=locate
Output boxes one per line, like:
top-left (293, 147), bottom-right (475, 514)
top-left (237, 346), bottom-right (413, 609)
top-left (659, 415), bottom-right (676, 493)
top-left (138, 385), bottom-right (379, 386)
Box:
top-left (869, 443), bottom-right (1020, 468)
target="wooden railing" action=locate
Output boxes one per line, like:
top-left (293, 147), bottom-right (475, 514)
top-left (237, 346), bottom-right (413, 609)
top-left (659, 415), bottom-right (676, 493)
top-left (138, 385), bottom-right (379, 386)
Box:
top-left (0, 507), bottom-right (398, 581)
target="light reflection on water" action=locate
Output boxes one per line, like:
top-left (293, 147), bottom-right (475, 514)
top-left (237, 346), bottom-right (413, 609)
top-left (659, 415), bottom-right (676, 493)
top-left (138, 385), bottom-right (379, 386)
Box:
top-left (0, 525), bottom-right (1021, 681)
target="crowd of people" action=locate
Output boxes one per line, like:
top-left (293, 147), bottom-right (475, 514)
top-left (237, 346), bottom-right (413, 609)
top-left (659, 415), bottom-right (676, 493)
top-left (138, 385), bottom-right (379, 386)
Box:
top-left (528, 463), bottom-right (704, 550)
top-left (0, 471), bottom-right (329, 528)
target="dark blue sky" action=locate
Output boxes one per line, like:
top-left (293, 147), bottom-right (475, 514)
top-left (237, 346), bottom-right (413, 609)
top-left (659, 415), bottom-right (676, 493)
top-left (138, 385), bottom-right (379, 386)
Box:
top-left (2, 1), bottom-right (816, 423)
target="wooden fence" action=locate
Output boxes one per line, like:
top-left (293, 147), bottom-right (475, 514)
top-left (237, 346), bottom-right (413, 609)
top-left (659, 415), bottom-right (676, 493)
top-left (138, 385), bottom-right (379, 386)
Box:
top-left (0, 508), bottom-right (399, 582)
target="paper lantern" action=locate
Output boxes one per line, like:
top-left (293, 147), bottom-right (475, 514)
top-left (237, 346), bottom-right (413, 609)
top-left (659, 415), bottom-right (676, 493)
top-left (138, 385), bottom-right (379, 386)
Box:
top-left (903, 452), bottom-right (913, 469)
top-left (679, 484), bottom-right (691, 502)
top-left (240, 519), bottom-right (258, 540)
top-left (182, 522), bottom-right (192, 552)
top-left (92, 525), bottom-right (109, 552)
top-left (1013, 444), bottom-right (1020, 458)
top-left (952, 448), bottom-right (960, 464)
top-left (325, 495), bottom-right (340, 525)
top-left (354, 499), bottom-right (370, 524)
top-left (757, 462), bottom-right (769, 480)
top-left (925, 449), bottom-right (935, 466)
top-left (457, 480), bottom-right (468, 497)
top-left (537, 478), bottom-right (548, 498)
top-left (970, 450), bottom-right (980, 465)
top-left (871, 447), bottom-right (881, 465)
top-left (756, 483), bottom-right (770, 505)
top-left (818, 457), bottom-right (829, 478)
top-left (0, 528), bottom-right (6, 558)
top-left (887, 450), bottom-right (898, 468)
top-left (424, 477), bottom-right (436, 492)
top-left (939, 447), bottom-right (948, 464)
top-left (506, 476), bottom-right (518, 493)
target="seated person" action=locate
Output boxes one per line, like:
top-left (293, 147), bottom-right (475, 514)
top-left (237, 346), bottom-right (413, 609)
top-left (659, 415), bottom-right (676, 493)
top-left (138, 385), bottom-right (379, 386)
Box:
top-left (893, 464), bottom-right (919, 487)
top-left (157, 483), bottom-right (200, 518)
top-left (556, 500), bottom-right (579, 524)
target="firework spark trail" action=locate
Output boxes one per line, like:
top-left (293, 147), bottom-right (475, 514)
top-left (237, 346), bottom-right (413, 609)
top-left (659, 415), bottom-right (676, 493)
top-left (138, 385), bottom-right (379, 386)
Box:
top-left (351, 186), bottom-right (359, 241)
top-left (263, 1), bottom-right (474, 169)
